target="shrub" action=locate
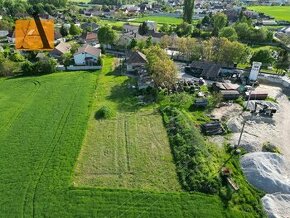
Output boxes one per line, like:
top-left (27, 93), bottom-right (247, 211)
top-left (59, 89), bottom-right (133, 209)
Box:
top-left (95, 106), bottom-right (115, 119)
top-left (262, 142), bottom-right (280, 154)
top-left (161, 106), bottom-right (221, 194)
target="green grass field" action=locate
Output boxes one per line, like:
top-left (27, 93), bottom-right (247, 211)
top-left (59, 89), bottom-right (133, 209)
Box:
top-left (248, 6), bottom-right (290, 21)
top-left (0, 57), bottom-right (237, 217)
top-left (133, 16), bottom-right (184, 25)
top-left (74, 59), bottom-right (180, 192)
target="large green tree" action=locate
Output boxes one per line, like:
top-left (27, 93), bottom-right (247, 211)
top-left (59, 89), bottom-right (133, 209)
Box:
top-left (183, 0), bottom-right (194, 23)
top-left (97, 26), bottom-right (117, 45)
top-left (144, 46), bottom-right (178, 88)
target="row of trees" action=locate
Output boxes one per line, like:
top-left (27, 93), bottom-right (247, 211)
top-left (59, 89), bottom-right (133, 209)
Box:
top-left (160, 36), bottom-right (250, 66)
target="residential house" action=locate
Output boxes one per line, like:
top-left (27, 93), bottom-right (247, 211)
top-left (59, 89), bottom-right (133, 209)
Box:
top-left (50, 42), bottom-right (72, 58)
top-left (80, 32), bottom-right (100, 47)
top-left (123, 23), bottom-right (139, 34)
top-left (54, 29), bottom-right (65, 44)
top-left (73, 44), bottom-right (101, 66)
top-left (145, 21), bottom-right (157, 31)
top-left (126, 51), bottom-right (148, 72)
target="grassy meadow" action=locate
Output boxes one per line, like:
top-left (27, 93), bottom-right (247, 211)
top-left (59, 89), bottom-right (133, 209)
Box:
top-left (0, 57), bottom-right (235, 217)
top-left (248, 6), bottom-right (290, 21)
top-left (74, 57), bottom-right (180, 191)
top-left (133, 16), bottom-right (184, 25)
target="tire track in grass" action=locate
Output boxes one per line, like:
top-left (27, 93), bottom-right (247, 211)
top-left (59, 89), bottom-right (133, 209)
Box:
top-left (21, 76), bottom-right (83, 217)
top-left (124, 118), bottom-right (131, 173)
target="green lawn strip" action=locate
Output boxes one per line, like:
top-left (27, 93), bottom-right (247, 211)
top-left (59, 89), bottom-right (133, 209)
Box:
top-left (73, 56), bottom-right (181, 192)
top-left (248, 6), bottom-right (290, 22)
top-left (133, 16), bottom-right (184, 25)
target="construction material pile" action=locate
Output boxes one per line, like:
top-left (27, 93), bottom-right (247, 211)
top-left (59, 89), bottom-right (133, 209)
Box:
top-left (262, 194), bottom-right (290, 218)
top-left (240, 152), bottom-right (290, 194)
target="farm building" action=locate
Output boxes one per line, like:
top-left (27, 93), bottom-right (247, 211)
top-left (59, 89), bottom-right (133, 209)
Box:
top-left (126, 51), bottom-right (148, 72)
top-left (186, 61), bottom-right (223, 80)
top-left (246, 91), bottom-right (268, 100)
top-left (73, 44), bottom-right (101, 66)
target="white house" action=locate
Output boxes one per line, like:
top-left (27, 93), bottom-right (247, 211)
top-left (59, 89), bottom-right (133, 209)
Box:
top-left (73, 44), bottom-right (101, 66)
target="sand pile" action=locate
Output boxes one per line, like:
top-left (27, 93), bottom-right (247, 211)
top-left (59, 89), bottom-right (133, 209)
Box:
top-left (240, 152), bottom-right (290, 194)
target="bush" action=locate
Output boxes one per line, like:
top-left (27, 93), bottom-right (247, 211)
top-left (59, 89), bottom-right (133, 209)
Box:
top-left (95, 106), bottom-right (115, 119)
top-left (262, 142), bottom-right (280, 154)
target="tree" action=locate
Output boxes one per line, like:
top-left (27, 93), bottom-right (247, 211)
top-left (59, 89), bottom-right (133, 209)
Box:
top-left (144, 46), bottom-right (178, 88)
top-left (9, 52), bottom-right (25, 62)
top-left (69, 24), bottom-right (81, 36)
top-left (0, 55), bottom-right (16, 77)
top-left (33, 58), bottom-right (57, 74)
top-left (183, 0), bottom-right (194, 23)
top-left (219, 27), bottom-right (238, 41)
top-left (212, 13), bottom-right (228, 36)
top-left (61, 52), bottom-right (72, 69)
top-left (160, 24), bottom-right (170, 34)
top-left (97, 25), bottom-right (117, 45)
top-left (21, 61), bottom-right (34, 75)
top-left (275, 49), bottom-right (289, 74)
top-left (201, 15), bottom-right (211, 26)
top-left (138, 22), bottom-right (148, 35)
top-left (129, 38), bottom-right (137, 49)
top-left (60, 25), bottom-right (69, 37)
top-left (251, 49), bottom-right (274, 67)
top-left (175, 22), bottom-right (193, 37)
top-left (234, 22), bottom-right (250, 40)
top-left (145, 36), bottom-right (152, 48)
top-left (203, 37), bottom-right (250, 66)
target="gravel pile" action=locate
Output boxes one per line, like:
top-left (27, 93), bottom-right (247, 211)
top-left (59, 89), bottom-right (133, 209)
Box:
top-left (240, 152), bottom-right (290, 194)
top-left (262, 194), bottom-right (290, 218)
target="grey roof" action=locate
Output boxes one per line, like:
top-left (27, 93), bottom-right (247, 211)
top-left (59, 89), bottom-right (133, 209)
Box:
top-left (0, 30), bottom-right (9, 37)
top-left (75, 44), bottom-right (101, 57)
top-left (191, 61), bottom-right (223, 79)
top-left (127, 51), bottom-right (148, 65)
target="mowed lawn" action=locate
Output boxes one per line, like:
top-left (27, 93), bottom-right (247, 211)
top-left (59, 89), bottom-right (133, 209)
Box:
top-left (133, 16), bottom-right (184, 25)
top-left (248, 6), bottom-right (290, 21)
top-left (0, 58), bottom-right (229, 217)
top-left (73, 58), bottom-right (180, 192)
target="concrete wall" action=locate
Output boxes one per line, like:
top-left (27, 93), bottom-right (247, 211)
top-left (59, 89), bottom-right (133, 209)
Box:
top-left (258, 73), bottom-right (290, 88)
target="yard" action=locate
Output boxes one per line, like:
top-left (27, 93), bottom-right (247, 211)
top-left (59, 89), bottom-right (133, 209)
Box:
top-left (248, 6), bottom-right (290, 21)
top-left (73, 57), bottom-right (181, 191)
top-left (0, 57), bottom-right (232, 217)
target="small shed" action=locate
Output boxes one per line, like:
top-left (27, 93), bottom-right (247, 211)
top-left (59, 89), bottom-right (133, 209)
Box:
top-left (221, 90), bottom-right (240, 100)
top-left (246, 91), bottom-right (268, 100)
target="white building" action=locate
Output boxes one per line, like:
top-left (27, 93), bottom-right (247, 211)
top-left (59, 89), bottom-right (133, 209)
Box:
top-left (73, 44), bottom-right (101, 66)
